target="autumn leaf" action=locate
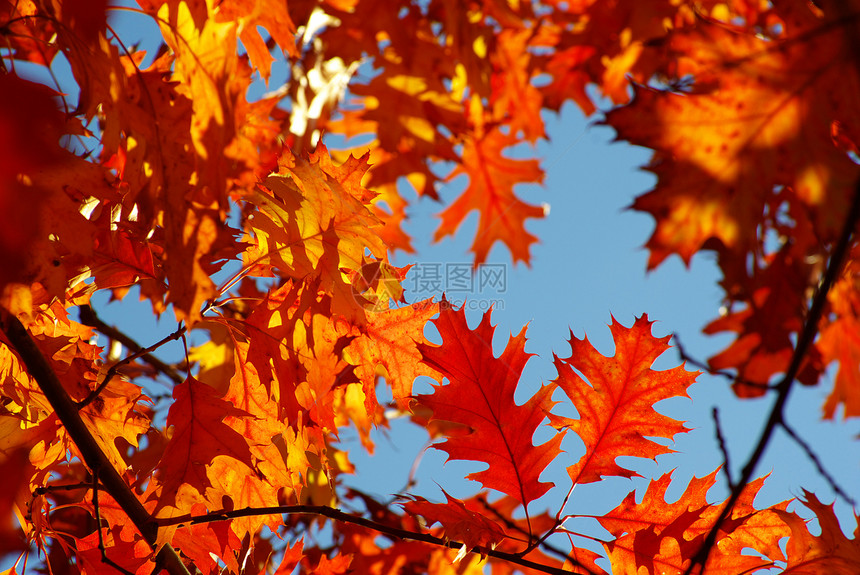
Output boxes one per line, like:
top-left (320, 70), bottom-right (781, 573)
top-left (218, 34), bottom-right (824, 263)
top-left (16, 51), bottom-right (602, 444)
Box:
top-left (599, 470), bottom-right (790, 575)
top-left (146, 376), bottom-right (257, 515)
top-left (772, 490), bottom-right (860, 574)
top-left (78, 377), bottom-right (150, 473)
top-left (344, 298), bottom-right (441, 410)
top-left (435, 127), bottom-right (545, 265)
top-left (817, 253), bottom-right (860, 418)
top-left (415, 299), bottom-right (562, 510)
top-left (489, 28), bottom-right (545, 143)
top-left (550, 315), bottom-right (697, 484)
top-left (401, 490), bottom-right (507, 557)
top-left (171, 505), bottom-right (242, 575)
top-left (702, 246), bottom-right (825, 395)
top-left (538, 0), bottom-right (684, 110)
top-left (215, 0), bottom-right (297, 82)
top-left (210, 339), bottom-right (308, 536)
top-left (77, 525), bottom-right (153, 575)
top-left (244, 146), bottom-right (385, 322)
top-left (608, 10), bottom-right (860, 269)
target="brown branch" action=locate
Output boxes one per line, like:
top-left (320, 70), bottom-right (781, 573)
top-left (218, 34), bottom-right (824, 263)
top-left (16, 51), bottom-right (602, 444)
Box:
top-left (473, 494), bottom-right (593, 574)
top-left (78, 304), bottom-right (185, 385)
top-left (780, 419), bottom-right (857, 507)
top-left (711, 407), bottom-right (735, 491)
top-left (673, 335), bottom-right (773, 391)
top-left (0, 312), bottom-right (192, 575)
top-left (156, 505), bottom-right (591, 575)
top-left (683, 180), bottom-right (860, 574)
top-left (78, 320), bottom-right (187, 409)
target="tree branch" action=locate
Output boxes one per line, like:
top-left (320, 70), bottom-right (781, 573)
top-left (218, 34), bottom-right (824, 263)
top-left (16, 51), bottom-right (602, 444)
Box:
top-left (156, 505), bottom-right (595, 575)
top-left (0, 312), bottom-right (192, 575)
top-left (780, 419), bottom-right (856, 507)
top-left (78, 305), bottom-right (185, 386)
top-left (711, 407), bottom-right (735, 491)
top-left (78, 321), bottom-right (187, 409)
top-left (683, 179), bottom-right (860, 574)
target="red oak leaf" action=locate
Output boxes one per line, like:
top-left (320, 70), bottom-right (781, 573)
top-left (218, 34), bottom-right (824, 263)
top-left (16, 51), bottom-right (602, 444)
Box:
top-left (435, 127), bottom-right (545, 265)
top-left (401, 490), bottom-right (507, 556)
top-left (415, 299), bottom-right (562, 509)
top-left (600, 470), bottom-right (789, 575)
top-left (146, 376), bottom-right (256, 515)
top-left (773, 491), bottom-right (860, 574)
top-left (550, 315), bottom-right (697, 484)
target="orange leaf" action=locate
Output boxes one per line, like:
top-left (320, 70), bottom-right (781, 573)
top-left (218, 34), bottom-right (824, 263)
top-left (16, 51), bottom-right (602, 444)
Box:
top-left (147, 376), bottom-right (256, 515)
top-left (77, 525), bottom-right (153, 575)
top-left (415, 299), bottom-right (561, 508)
top-left (551, 315), bottom-right (696, 484)
top-left (608, 12), bottom-right (860, 269)
top-left (773, 491), bottom-right (860, 574)
top-left (215, 0), bottom-right (297, 81)
top-left (344, 298), bottom-right (441, 410)
top-left (490, 29), bottom-right (545, 143)
top-left (600, 470), bottom-right (789, 575)
top-left (171, 507), bottom-right (242, 575)
top-left (401, 490), bottom-right (507, 555)
top-left (435, 127), bottom-right (545, 265)
top-left (817, 264), bottom-right (860, 418)
top-left (245, 146), bottom-right (385, 322)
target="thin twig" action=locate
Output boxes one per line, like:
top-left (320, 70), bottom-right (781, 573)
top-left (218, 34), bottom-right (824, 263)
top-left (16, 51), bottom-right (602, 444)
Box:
top-left (92, 470), bottom-right (137, 575)
top-left (78, 305), bottom-right (184, 385)
top-left (711, 407), bottom-right (735, 491)
top-left (780, 419), bottom-right (857, 507)
top-left (474, 495), bottom-right (597, 575)
top-left (674, 336), bottom-right (773, 391)
top-left (34, 482), bottom-right (98, 496)
top-left (77, 322), bottom-right (187, 409)
top-left (156, 504), bottom-right (591, 575)
top-left (683, 179), bottom-right (860, 574)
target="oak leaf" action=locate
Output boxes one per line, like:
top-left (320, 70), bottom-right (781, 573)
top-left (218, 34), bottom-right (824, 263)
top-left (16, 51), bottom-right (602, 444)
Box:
top-left (215, 0), bottom-right (297, 82)
top-left (245, 146), bottom-right (385, 322)
top-left (599, 470), bottom-right (789, 574)
top-left (415, 300), bottom-right (562, 509)
top-left (550, 315), bottom-right (696, 484)
top-left (209, 340), bottom-right (306, 536)
top-left (146, 376), bottom-right (257, 515)
top-left (608, 11), bottom-right (860, 269)
top-left (402, 491), bottom-right (507, 557)
top-left (490, 29), bottom-right (545, 143)
top-left (817, 256), bottom-right (860, 418)
top-left (77, 525), bottom-right (153, 575)
top-left (344, 298), bottom-right (441, 411)
top-left (772, 490), bottom-right (860, 574)
top-left (435, 127), bottom-right (545, 265)
top-left (171, 505), bottom-right (242, 575)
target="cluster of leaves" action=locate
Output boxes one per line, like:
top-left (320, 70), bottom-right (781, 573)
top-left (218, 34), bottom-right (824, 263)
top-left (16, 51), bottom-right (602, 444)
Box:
top-left (1, 0), bottom-right (859, 574)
